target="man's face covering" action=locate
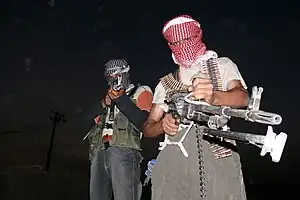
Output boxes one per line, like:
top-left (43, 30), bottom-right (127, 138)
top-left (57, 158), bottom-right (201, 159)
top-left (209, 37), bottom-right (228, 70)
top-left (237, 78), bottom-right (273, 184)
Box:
top-left (104, 59), bottom-right (131, 91)
top-left (162, 15), bottom-right (206, 68)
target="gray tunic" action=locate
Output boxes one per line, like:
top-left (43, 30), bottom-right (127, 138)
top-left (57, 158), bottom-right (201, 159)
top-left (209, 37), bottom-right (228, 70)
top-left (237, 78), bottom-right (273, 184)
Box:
top-left (151, 54), bottom-right (248, 200)
top-left (151, 125), bottom-right (247, 200)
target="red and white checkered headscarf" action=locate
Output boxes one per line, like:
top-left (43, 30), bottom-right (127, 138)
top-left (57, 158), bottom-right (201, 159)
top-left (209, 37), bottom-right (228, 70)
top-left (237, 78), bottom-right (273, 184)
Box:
top-left (162, 15), bottom-right (206, 68)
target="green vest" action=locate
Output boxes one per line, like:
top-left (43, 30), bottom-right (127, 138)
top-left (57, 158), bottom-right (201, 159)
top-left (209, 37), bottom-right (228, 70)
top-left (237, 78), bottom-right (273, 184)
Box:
top-left (87, 98), bottom-right (142, 161)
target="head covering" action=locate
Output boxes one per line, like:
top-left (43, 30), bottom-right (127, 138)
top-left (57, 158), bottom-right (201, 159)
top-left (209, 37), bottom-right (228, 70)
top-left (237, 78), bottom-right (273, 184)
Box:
top-left (104, 59), bottom-right (131, 91)
top-left (162, 15), bottom-right (206, 68)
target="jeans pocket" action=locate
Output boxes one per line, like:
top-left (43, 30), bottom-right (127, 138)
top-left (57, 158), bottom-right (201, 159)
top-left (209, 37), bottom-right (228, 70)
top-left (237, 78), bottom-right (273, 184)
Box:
top-left (136, 151), bottom-right (143, 165)
top-left (121, 147), bottom-right (135, 154)
top-left (123, 148), bottom-right (143, 165)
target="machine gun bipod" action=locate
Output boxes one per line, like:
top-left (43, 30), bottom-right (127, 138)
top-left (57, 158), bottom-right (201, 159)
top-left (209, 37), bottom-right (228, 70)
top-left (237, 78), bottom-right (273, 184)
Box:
top-left (201, 126), bottom-right (287, 162)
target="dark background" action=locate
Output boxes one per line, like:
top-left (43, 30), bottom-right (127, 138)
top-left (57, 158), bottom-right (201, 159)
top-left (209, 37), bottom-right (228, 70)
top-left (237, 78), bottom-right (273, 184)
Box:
top-left (0, 0), bottom-right (298, 199)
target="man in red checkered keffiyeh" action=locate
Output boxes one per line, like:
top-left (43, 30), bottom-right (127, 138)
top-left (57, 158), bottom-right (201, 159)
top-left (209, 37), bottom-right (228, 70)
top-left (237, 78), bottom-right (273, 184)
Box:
top-left (143, 15), bottom-right (249, 200)
top-left (163, 15), bottom-right (207, 68)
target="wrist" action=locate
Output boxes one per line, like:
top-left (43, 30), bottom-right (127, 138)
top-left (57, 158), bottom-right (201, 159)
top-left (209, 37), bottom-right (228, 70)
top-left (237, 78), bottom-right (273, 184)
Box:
top-left (158, 120), bottom-right (164, 134)
top-left (101, 100), bottom-right (106, 108)
top-left (211, 91), bottom-right (219, 106)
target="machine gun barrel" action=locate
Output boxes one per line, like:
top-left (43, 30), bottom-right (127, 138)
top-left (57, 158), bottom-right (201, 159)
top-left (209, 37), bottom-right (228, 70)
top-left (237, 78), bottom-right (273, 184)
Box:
top-left (189, 103), bottom-right (282, 125)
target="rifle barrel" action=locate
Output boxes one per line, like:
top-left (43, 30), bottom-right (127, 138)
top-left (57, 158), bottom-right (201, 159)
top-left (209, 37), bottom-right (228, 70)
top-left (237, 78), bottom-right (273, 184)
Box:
top-left (191, 104), bottom-right (282, 125)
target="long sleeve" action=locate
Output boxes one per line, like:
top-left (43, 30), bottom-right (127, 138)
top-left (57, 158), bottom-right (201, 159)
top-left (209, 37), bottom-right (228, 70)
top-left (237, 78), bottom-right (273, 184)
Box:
top-left (114, 95), bottom-right (150, 131)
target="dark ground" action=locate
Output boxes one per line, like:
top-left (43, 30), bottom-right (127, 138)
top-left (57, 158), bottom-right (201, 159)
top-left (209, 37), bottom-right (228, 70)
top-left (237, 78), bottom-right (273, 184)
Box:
top-left (0, 133), bottom-right (297, 200)
top-left (0, 168), bottom-right (295, 200)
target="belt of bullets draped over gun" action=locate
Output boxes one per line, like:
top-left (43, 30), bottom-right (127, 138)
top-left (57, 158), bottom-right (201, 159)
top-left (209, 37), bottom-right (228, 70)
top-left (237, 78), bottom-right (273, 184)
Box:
top-left (164, 86), bottom-right (287, 163)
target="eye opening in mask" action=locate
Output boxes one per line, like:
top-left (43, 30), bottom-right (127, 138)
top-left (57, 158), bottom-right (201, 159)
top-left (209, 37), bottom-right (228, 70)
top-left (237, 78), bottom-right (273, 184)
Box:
top-left (109, 74), bottom-right (121, 78)
top-left (168, 35), bottom-right (199, 46)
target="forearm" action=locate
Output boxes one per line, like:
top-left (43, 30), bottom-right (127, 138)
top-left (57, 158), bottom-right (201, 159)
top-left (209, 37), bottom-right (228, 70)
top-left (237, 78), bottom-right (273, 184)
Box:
top-left (114, 95), bottom-right (150, 131)
top-left (143, 119), bottom-right (164, 138)
top-left (101, 99), bottom-right (106, 108)
top-left (82, 102), bottom-right (106, 131)
top-left (212, 87), bottom-right (249, 108)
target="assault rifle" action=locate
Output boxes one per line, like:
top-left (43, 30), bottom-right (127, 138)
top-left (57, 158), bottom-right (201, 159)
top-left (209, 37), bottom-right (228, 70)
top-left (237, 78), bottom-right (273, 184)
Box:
top-left (164, 86), bottom-right (287, 163)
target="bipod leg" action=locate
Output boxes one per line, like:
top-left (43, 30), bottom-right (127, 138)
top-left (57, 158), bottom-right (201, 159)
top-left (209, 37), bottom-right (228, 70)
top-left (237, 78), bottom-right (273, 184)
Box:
top-left (260, 126), bottom-right (287, 163)
top-left (202, 127), bottom-right (265, 144)
top-left (202, 126), bottom-right (287, 163)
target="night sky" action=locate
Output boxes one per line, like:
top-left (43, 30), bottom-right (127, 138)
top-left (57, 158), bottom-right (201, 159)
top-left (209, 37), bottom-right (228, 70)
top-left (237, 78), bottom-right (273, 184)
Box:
top-left (0, 0), bottom-right (299, 197)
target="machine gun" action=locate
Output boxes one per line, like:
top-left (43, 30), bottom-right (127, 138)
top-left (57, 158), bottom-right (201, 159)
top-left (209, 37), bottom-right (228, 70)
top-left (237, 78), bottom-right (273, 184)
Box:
top-left (164, 86), bottom-right (287, 163)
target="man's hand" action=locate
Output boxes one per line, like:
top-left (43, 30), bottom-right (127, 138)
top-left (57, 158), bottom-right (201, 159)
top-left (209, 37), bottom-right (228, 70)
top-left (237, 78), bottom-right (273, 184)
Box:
top-left (107, 87), bottom-right (125, 100)
top-left (188, 77), bottom-right (215, 104)
top-left (102, 94), bottom-right (112, 107)
top-left (162, 114), bottom-right (179, 136)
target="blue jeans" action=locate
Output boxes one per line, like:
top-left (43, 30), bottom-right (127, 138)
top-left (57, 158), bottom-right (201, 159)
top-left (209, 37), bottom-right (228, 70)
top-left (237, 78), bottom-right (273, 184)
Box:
top-left (90, 146), bottom-right (143, 200)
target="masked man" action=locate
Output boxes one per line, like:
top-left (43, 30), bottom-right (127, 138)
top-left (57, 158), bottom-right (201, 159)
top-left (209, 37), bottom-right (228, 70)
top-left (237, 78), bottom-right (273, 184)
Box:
top-left (143, 15), bottom-right (249, 200)
top-left (85, 59), bottom-right (153, 200)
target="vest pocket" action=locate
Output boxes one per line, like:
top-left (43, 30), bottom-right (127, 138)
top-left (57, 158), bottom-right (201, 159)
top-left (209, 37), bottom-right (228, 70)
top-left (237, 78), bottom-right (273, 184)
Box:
top-left (88, 126), bottom-right (103, 161)
top-left (115, 113), bottom-right (129, 130)
top-left (112, 112), bottom-right (141, 150)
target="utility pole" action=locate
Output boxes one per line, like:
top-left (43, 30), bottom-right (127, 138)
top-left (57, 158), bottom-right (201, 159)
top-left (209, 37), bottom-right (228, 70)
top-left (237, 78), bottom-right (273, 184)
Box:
top-left (45, 109), bottom-right (66, 171)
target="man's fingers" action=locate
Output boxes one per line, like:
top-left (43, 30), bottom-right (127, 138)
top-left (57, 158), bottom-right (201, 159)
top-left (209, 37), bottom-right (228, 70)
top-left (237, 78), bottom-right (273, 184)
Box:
top-left (192, 90), bottom-right (212, 101)
top-left (165, 114), bottom-right (175, 123)
top-left (190, 83), bottom-right (213, 96)
top-left (193, 83), bottom-right (213, 90)
top-left (106, 96), bottom-right (112, 103)
top-left (108, 88), bottom-right (125, 99)
top-left (163, 124), bottom-right (178, 135)
top-left (192, 82), bottom-right (213, 100)
top-left (192, 78), bottom-right (208, 84)
top-left (193, 88), bottom-right (213, 96)
top-left (165, 120), bottom-right (179, 130)
top-left (162, 114), bottom-right (179, 134)
top-left (162, 123), bottom-right (177, 132)
top-left (103, 95), bottom-right (111, 106)
top-left (107, 93), bottom-right (114, 99)
top-left (189, 78), bottom-right (211, 92)
top-left (193, 93), bottom-right (205, 100)
top-left (164, 116), bottom-right (179, 130)
top-left (107, 90), bottom-right (117, 99)
top-left (192, 78), bottom-right (211, 87)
